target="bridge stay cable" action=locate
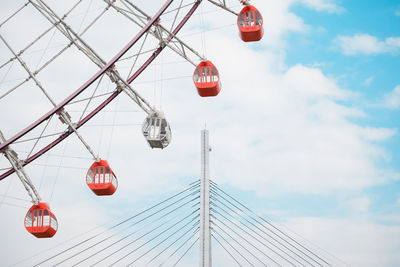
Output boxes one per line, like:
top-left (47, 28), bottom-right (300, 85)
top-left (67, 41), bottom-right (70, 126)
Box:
top-left (210, 181), bottom-right (334, 266)
top-left (10, 131), bottom-right (347, 267)
top-left (32, 182), bottom-right (199, 266)
top-left (210, 187), bottom-right (320, 266)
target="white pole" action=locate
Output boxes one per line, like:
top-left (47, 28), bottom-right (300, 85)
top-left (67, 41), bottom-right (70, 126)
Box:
top-left (199, 129), bottom-right (211, 267)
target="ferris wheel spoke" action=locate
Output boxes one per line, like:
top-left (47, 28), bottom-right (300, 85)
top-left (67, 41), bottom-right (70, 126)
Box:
top-left (0, 1), bottom-right (29, 28)
top-left (0, 34), bottom-right (58, 105)
top-left (34, 4), bottom-right (111, 75)
top-left (126, 1), bottom-right (203, 84)
top-left (25, 115), bottom-right (54, 160)
top-left (66, 91), bottom-right (114, 106)
top-left (207, 0), bottom-right (239, 16)
top-left (155, 24), bottom-right (204, 65)
top-left (0, 0), bottom-right (84, 72)
top-left (13, 131), bottom-right (66, 146)
top-left (78, 73), bottom-right (106, 123)
top-left (113, 0), bottom-right (148, 26)
top-left (119, 48), bottom-right (157, 63)
top-left (162, 1), bottom-right (198, 17)
top-left (107, 70), bottom-right (154, 114)
top-left (0, 130), bottom-right (41, 205)
top-left (1, 32), bottom-right (101, 162)
top-left (0, 0), bottom-right (100, 103)
top-left (29, 0), bottom-right (107, 69)
top-left (169, 0), bottom-right (185, 32)
top-left (0, 24), bottom-right (54, 71)
top-left (30, 0), bottom-right (156, 115)
top-left (126, 31), bottom-right (151, 80)
top-left (115, 0), bottom-right (204, 66)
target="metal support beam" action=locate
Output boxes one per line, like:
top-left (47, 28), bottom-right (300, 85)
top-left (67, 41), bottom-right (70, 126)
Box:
top-left (0, 0), bottom-right (201, 181)
top-left (207, 0), bottom-right (239, 16)
top-left (0, 130), bottom-right (41, 205)
top-left (0, 33), bottom-right (100, 162)
top-left (106, 0), bottom-right (206, 65)
top-left (29, 0), bottom-right (155, 115)
top-left (200, 129), bottom-right (212, 267)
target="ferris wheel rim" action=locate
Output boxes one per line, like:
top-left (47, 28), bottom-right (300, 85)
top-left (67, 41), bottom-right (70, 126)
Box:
top-left (0, 0), bottom-right (202, 181)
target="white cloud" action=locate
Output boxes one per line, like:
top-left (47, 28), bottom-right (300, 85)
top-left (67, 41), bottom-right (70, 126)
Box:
top-left (298, 0), bottom-right (344, 13)
top-left (346, 196), bottom-right (371, 213)
top-left (384, 85), bottom-right (400, 109)
top-left (362, 76), bottom-right (374, 86)
top-left (283, 64), bottom-right (351, 100)
top-left (201, 37), bottom-right (396, 194)
top-left (358, 127), bottom-right (396, 142)
top-left (286, 217), bottom-right (400, 267)
top-left (334, 34), bottom-right (400, 55)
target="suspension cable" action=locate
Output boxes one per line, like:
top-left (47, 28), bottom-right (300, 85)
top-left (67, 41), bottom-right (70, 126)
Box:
top-left (211, 220), bottom-right (260, 266)
top-left (212, 215), bottom-right (278, 266)
top-left (106, 198), bottom-right (200, 266)
top-left (211, 192), bottom-right (311, 266)
top-left (211, 204), bottom-right (298, 266)
top-left (211, 182), bottom-right (331, 266)
top-left (171, 236), bottom-right (199, 267)
top-left (145, 220), bottom-right (200, 265)
top-left (126, 216), bottom-right (200, 266)
top-left (159, 227), bottom-right (199, 266)
top-left (212, 233), bottom-right (242, 266)
top-left (68, 198), bottom-right (199, 266)
top-left (32, 181), bottom-right (199, 266)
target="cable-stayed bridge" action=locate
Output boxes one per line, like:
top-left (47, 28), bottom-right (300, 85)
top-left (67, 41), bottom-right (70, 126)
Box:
top-left (12, 131), bottom-right (348, 267)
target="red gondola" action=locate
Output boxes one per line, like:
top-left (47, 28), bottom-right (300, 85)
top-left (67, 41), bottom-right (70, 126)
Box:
top-left (237, 4), bottom-right (263, 42)
top-left (193, 60), bottom-right (221, 97)
top-left (86, 160), bottom-right (118, 196)
top-left (24, 202), bottom-right (57, 238)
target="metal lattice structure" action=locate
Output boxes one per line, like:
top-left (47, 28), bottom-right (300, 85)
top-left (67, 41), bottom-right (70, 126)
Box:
top-left (0, 0), bottom-right (253, 215)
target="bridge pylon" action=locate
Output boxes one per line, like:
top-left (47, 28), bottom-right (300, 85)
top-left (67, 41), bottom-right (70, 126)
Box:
top-left (200, 129), bottom-right (212, 267)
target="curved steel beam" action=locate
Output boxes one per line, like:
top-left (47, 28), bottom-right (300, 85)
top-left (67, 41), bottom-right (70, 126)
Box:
top-left (0, 1), bottom-right (202, 181)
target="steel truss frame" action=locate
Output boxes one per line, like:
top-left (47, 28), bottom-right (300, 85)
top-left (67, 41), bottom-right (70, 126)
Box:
top-left (0, 0), bottom-right (203, 181)
top-left (0, 0), bottom-right (241, 202)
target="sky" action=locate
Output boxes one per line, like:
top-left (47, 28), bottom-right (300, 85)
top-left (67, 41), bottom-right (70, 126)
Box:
top-left (0, 0), bottom-right (399, 266)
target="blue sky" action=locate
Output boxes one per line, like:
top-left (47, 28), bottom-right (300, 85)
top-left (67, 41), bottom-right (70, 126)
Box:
top-left (282, 0), bottom-right (400, 221)
top-left (0, 0), bottom-right (400, 266)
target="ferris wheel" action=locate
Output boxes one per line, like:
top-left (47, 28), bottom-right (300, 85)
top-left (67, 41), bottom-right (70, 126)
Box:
top-left (0, 0), bottom-right (264, 238)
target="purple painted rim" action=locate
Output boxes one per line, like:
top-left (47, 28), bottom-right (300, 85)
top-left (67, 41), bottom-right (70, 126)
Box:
top-left (0, 1), bottom-right (201, 181)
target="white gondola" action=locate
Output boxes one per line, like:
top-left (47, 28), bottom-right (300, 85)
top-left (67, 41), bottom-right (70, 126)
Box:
top-left (142, 111), bottom-right (172, 149)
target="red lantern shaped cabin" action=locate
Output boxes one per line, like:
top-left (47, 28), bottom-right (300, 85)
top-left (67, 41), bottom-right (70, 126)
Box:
top-left (86, 160), bottom-right (118, 196)
top-left (237, 5), bottom-right (263, 42)
top-left (193, 60), bottom-right (221, 97)
top-left (25, 202), bottom-right (58, 238)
